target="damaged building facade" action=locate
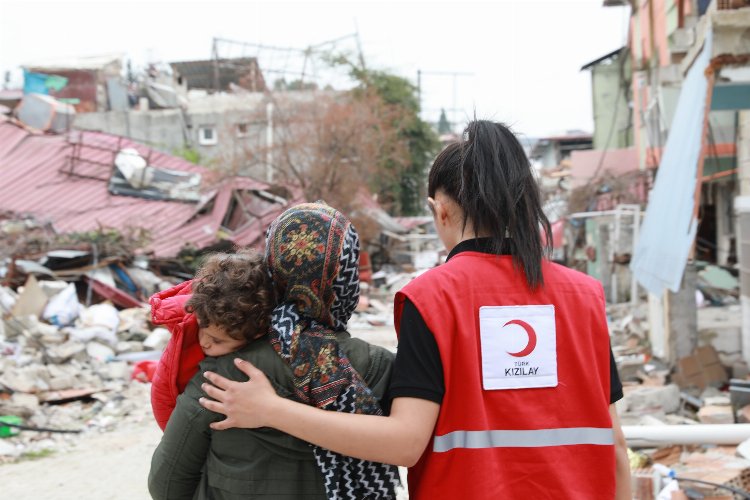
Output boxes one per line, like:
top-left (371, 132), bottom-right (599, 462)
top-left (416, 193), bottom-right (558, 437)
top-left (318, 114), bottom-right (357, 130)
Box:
top-left (561, 0), bottom-right (750, 369)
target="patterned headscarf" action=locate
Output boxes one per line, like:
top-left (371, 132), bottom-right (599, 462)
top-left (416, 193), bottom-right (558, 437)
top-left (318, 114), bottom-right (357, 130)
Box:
top-left (265, 202), bottom-right (399, 500)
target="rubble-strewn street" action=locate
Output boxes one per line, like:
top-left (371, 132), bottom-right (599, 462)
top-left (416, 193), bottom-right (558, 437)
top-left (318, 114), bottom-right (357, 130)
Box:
top-left (2, 0), bottom-right (750, 498)
top-left (0, 388), bottom-right (161, 500)
top-left (0, 327), bottom-right (403, 500)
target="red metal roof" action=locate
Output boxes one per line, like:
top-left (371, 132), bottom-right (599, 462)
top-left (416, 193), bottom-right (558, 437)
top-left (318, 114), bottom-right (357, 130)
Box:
top-left (0, 117), bottom-right (294, 257)
top-left (568, 147), bottom-right (640, 188)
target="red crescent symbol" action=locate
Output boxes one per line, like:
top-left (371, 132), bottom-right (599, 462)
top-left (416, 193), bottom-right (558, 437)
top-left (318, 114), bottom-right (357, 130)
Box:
top-left (503, 319), bottom-right (537, 357)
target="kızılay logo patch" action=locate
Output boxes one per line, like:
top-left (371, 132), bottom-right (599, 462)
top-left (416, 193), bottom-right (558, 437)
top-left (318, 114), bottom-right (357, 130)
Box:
top-left (503, 319), bottom-right (537, 357)
top-left (480, 305), bottom-right (558, 390)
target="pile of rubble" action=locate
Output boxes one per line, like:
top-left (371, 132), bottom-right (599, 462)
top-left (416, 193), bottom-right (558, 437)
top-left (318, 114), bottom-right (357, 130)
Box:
top-left (0, 224), bottom-right (423, 463)
top-left (0, 215), bottom-right (190, 462)
top-left (606, 294), bottom-right (750, 499)
top-left (0, 276), bottom-right (169, 462)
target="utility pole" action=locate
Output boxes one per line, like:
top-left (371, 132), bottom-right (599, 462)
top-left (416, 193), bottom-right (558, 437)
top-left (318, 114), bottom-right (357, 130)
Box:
top-left (265, 100), bottom-right (274, 183)
top-left (212, 37), bottom-right (220, 93)
top-left (354, 19), bottom-right (366, 71)
top-left (417, 69), bottom-right (421, 109)
top-left (416, 69), bottom-right (473, 128)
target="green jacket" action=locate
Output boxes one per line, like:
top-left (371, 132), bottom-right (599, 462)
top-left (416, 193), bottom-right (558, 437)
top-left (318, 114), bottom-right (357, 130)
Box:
top-left (148, 332), bottom-right (394, 500)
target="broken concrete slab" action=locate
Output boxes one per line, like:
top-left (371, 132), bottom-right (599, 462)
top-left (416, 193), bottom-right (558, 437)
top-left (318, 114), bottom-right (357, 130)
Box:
top-left (77, 303), bottom-right (120, 342)
top-left (142, 327), bottom-right (170, 351)
top-left (9, 392), bottom-right (39, 412)
top-left (47, 375), bottom-right (77, 391)
top-left (673, 345), bottom-right (729, 390)
top-left (0, 366), bottom-right (50, 393)
top-left (114, 341), bottom-right (143, 354)
top-left (103, 361), bottom-right (129, 380)
top-left (623, 383), bottom-right (681, 414)
top-left (0, 402), bottom-right (34, 419)
top-left (703, 394), bottom-right (732, 407)
top-left (697, 405), bottom-right (734, 425)
top-left (11, 275), bottom-right (48, 319)
top-left (698, 305), bottom-right (742, 355)
top-left (45, 340), bottom-right (86, 364)
top-left (85, 342), bottom-right (115, 362)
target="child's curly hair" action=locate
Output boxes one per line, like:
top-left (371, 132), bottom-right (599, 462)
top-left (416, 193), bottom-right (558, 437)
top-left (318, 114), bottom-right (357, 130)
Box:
top-left (185, 249), bottom-right (275, 342)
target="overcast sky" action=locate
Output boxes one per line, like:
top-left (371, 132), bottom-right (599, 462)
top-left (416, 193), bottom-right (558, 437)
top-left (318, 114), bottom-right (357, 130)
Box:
top-left (0, 0), bottom-right (629, 137)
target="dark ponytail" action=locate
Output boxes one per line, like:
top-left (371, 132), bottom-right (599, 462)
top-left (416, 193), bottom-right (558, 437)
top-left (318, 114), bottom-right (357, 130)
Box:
top-left (428, 120), bottom-right (552, 289)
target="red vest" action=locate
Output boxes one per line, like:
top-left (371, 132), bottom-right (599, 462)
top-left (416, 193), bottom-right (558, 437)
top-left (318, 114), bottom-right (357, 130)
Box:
top-left (395, 253), bottom-right (615, 499)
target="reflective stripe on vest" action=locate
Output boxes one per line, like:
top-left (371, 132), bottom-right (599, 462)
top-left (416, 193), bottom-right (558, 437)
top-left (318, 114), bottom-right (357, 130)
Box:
top-left (433, 427), bottom-right (614, 453)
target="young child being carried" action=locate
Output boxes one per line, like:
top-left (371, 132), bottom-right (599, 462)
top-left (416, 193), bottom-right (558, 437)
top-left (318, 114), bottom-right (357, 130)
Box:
top-left (149, 249), bottom-right (275, 430)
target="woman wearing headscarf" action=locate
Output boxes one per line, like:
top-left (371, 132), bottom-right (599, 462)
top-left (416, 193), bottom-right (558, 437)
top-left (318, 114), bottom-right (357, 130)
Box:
top-left (149, 202), bottom-right (399, 500)
top-left (201, 122), bottom-right (631, 500)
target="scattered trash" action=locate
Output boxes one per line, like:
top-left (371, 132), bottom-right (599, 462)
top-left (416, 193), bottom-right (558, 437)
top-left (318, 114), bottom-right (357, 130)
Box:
top-left (131, 360), bottom-right (157, 383)
top-left (42, 283), bottom-right (82, 326)
top-left (0, 416), bottom-right (22, 438)
top-left (699, 265), bottom-right (739, 291)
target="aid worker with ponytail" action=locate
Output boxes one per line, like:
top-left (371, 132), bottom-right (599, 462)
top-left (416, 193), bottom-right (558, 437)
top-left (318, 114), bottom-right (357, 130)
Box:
top-left (200, 120), bottom-right (632, 500)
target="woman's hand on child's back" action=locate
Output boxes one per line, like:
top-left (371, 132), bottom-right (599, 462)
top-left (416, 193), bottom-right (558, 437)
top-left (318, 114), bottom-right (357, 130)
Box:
top-left (200, 358), bottom-right (279, 430)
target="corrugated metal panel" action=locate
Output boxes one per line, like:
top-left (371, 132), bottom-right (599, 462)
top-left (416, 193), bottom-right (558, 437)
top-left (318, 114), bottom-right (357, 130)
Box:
top-left (48, 70), bottom-right (98, 113)
top-left (0, 119), bottom-right (291, 257)
top-left (630, 31), bottom-right (713, 297)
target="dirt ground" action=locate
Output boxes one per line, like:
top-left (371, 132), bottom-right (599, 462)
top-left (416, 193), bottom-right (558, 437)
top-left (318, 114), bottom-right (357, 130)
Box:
top-left (0, 414), bottom-right (162, 500)
top-left (0, 326), bottom-right (404, 499)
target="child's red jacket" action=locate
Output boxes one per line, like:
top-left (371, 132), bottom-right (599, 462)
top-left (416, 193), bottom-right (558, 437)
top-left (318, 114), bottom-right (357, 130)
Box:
top-left (149, 280), bottom-right (205, 430)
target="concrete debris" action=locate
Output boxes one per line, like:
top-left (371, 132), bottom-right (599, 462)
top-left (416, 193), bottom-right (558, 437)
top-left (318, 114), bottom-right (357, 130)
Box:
top-left (673, 345), bottom-right (729, 390)
top-left (0, 402), bottom-right (35, 419)
top-left (9, 393), bottom-right (40, 412)
top-left (45, 340), bottom-right (86, 364)
top-left (142, 328), bottom-right (170, 351)
top-left (0, 266), bottom-right (172, 462)
top-left (104, 361), bottom-right (130, 381)
top-left (701, 387), bottom-right (731, 407)
top-left (631, 441), bottom-right (750, 499)
top-left (623, 384), bottom-right (682, 415)
top-left (0, 209), bottom-right (745, 491)
top-left (697, 405), bottom-right (735, 425)
top-left (676, 450), bottom-right (750, 497)
top-left (738, 405), bottom-right (750, 424)
top-left (11, 276), bottom-right (49, 319)
top-left (0, 439), bottom-right (22, 457)
top-left (85, 342), bottom-right (115, 362)
top-left (605, 291), bottom-right (750, 498)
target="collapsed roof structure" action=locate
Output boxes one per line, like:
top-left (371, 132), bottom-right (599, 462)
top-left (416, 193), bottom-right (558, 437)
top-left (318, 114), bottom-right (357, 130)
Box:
top-left (0, 116), bottom-right (297, 258)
